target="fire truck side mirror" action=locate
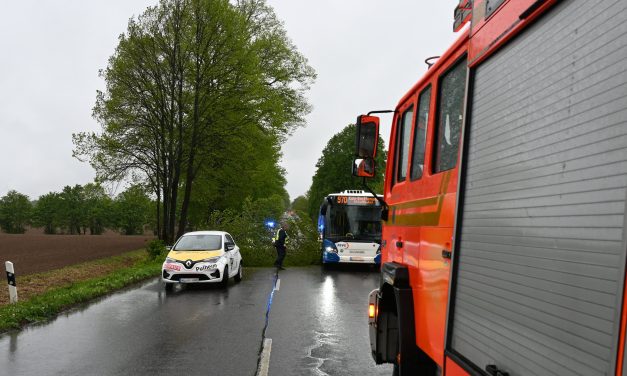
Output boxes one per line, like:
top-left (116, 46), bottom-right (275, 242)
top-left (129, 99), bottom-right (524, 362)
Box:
top-left (352, 158), bottom-right (376, 178)
top-left (355, 115), bottom-right (379, 159)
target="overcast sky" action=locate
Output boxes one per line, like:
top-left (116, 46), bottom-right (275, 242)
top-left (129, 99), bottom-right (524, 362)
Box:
top-left (0, 1), bottom-right (462, 201)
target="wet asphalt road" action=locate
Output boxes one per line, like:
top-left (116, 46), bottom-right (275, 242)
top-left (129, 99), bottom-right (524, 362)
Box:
top-left (0, 266), bottom-right (392, 376)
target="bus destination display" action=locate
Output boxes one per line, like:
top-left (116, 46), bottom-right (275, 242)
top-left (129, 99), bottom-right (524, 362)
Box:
top-left (333, 196), bottom-right (379, 206)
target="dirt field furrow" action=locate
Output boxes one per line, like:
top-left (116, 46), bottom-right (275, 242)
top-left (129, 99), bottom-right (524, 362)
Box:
top-left (0, 230), bottom-right (154, 276)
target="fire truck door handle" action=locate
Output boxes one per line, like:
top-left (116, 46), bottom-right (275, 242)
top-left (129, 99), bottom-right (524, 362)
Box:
top-left (442, 250), bottom-right (452, 259)
top-left (486, 365), bottom-right (509, 376)
top-left (395, 241), bottom-right (403, 248)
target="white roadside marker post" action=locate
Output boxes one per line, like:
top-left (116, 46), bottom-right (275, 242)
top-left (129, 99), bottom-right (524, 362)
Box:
top-left (5, 261), bottom-right (17, 304)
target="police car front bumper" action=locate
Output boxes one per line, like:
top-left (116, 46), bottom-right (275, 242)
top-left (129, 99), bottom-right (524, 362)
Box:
top-left (161, 260), bottom-right (226, 284)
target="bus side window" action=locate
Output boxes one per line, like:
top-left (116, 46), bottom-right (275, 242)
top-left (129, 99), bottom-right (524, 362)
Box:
top-left (433, 58), bottom-right (467, 173)
top-left (410, 85), bottom-right (431, 180)
top-left (395, 106), bottom-right (414, 184)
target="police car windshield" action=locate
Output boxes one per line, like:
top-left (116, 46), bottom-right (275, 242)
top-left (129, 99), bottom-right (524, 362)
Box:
top-left (173, 235), bottom-right (222, 251)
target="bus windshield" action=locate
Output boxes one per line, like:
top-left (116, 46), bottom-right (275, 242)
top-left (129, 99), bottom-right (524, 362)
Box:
top-left (325, 204), bottom-right (381, 242)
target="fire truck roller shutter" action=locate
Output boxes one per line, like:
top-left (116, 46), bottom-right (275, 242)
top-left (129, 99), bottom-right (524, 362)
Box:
top-left (449, 1), bottom-right (627, 376)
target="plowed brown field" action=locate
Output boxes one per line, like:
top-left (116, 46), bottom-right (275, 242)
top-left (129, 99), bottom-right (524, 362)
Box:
top-left (0, 229), bottom-right (154, 276)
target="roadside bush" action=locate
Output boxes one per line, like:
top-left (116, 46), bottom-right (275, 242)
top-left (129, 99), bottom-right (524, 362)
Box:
top-left (203, 197), bottom-right (320, 267)
top-left (282, 211), bottom-right (321, 267)
top-left (205, 206), bottom-right (274, 267)
top-left (146, 239), bottom-right (167, 260)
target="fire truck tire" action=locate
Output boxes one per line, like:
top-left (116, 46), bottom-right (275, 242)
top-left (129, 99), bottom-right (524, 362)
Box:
top-left (392, 364), bottom-right (399, 376)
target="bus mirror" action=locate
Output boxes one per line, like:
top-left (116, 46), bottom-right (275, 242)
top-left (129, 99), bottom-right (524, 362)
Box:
top-left (355, 115), bottom-right (379, 159)
top-left (353, 158), bottom-right (376, 178)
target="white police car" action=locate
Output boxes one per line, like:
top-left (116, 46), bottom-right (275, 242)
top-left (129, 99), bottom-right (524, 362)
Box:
top-left (162, 231), bottom-right (243, 290)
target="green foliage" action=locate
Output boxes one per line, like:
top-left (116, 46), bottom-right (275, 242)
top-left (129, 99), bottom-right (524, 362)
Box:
top-left (202, 196), bottom-right (319, 266)
top-left (291, 195), bottom-right (309, 214)
top-left (0, 190), bottom-right (32, 234)
top-left (204, 196), bottom-right (284, 266)
top-left (59, 185), bottom-right (86, 234)
top-left (282, 212), bottom-right (321, 267)
top-left (82, 183), bottom-right (113, 235)
top-left (307, 124), bottom-right (387, 221)
top-left (31, 183), bottom-right (115, 235)
top-left (73, 0), bottom-right (315, 243)
top-left (30, 182), bottom-right (152, 235)
top-left (146, 239), bottom-right (167, 260)
top-left (0, 257), bottom-right (161, 331)
top-left (113, 185), bottom-right (152, 235)
top-left (32, 192), bottom-right (63, 234)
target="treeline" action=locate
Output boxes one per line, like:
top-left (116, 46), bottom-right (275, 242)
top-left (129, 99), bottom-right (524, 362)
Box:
top-left (73, 0), bottom-right (315, 244)
top-left (291, 124), bottom-right (387, 223)
top-left (0, 184), bottom-right (152, 235)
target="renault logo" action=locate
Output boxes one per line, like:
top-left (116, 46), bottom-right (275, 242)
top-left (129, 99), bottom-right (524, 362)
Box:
top-left (185, 260), bottom-right (193, 269)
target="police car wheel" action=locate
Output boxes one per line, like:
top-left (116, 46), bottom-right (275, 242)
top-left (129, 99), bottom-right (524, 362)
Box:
top-left (164, 283), bottom-right (173, 292)
top-left (234, 265), bottom-right (243, 283)
top-left (220, 266), bottom-right (229, 288)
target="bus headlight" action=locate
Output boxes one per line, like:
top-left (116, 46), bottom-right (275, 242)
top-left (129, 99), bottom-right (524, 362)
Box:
top-left (322, 239), bottom-right (338, 254)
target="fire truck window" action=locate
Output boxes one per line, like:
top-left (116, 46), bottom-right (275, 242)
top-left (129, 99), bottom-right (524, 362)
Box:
top-left (396, 106), bottom-right (414, 183)
top-left (410, 86), bottom-right (431, 180)
top-left (434, 59), bottom-right (466, 173)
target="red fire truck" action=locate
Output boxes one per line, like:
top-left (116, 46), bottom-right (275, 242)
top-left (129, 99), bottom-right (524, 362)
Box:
top-left (354, 0), bottom-right (627, 375)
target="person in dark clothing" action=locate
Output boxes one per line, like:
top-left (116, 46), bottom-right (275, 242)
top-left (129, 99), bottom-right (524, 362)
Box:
top-left (273, 222), bottom-right (289, 270)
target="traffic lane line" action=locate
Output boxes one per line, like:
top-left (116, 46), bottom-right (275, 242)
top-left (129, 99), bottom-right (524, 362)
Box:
top-left (256, 270), bottom-right (280, 375)
top-left (274, 278), bottom-right (280, 291)
top-left (256, 338), bottom-right (273, 376)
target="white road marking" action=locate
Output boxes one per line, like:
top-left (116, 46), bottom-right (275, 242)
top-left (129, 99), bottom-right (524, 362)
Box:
top-left (274, 278), bottom-right (280, 291)
top-left (256, 338), bottom-right (272, 376)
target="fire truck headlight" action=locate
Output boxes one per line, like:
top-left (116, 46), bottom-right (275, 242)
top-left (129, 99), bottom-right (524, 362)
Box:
top-left (368, 303), bottom-right (376, 318)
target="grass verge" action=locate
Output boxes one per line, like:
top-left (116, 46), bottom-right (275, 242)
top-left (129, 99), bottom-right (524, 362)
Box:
top-left (0, 252), bottom-right (162, 332)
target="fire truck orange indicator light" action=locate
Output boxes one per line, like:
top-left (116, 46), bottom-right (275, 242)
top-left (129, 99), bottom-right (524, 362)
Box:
top-left (369, 304), bottom-right (376, 318)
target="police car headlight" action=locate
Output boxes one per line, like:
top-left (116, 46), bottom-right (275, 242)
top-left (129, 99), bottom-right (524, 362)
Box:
top-left (325, 246), bottom-right (338, 254)
top-left (165, 257), bottom-right (177, 263)
top-left (202, 256), bottom-right (221, 263)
